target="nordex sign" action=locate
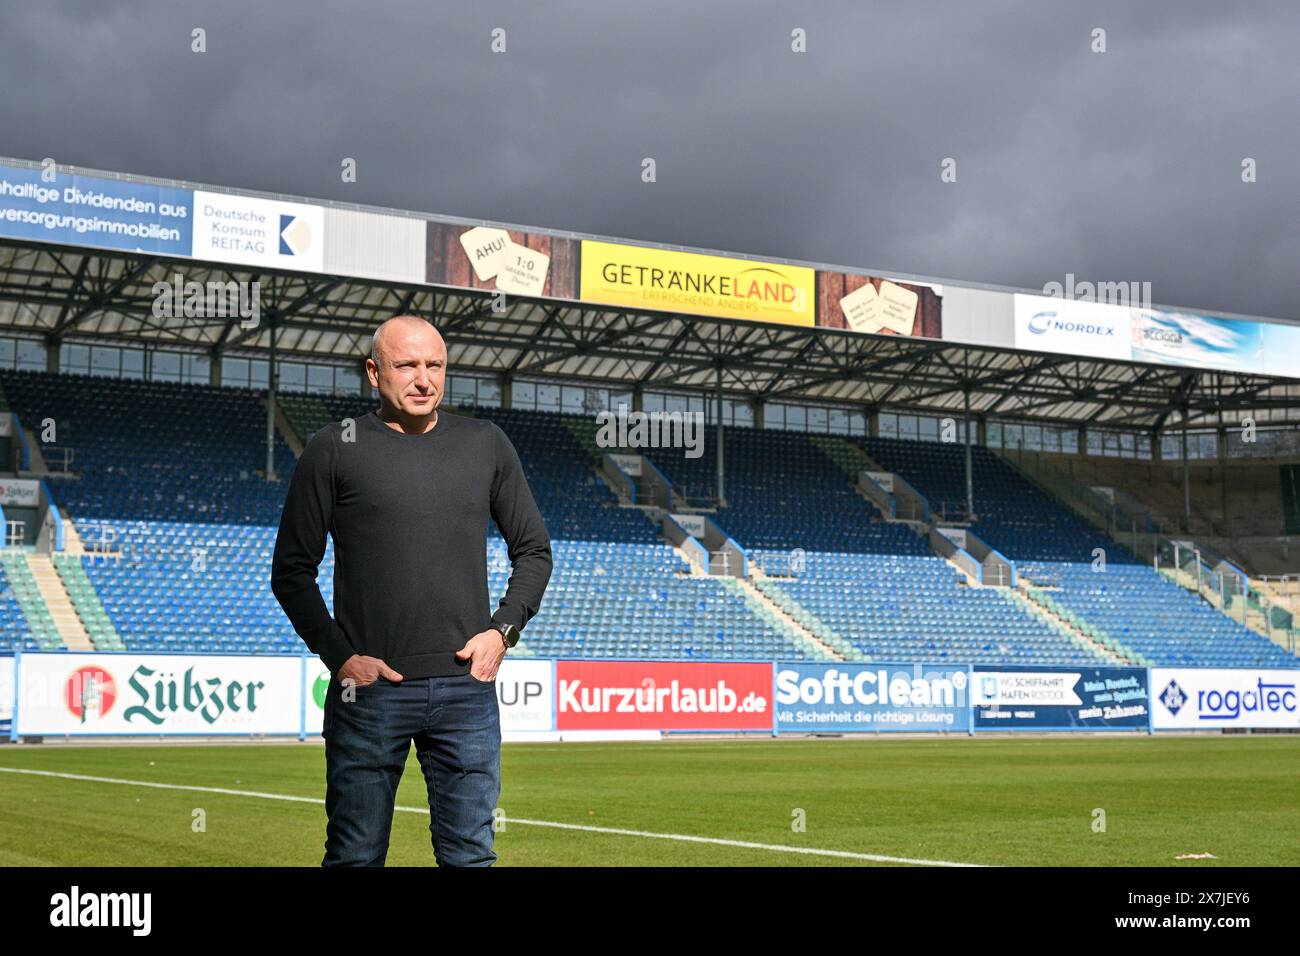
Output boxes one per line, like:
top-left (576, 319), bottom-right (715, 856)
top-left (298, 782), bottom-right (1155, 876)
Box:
top-left (1013, 294), bottom-right (1130, 362)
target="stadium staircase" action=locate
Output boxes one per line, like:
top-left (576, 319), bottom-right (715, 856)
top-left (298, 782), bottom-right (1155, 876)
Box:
top-left (748, 570), bottom-right (864, 661)
top-left (1006, 585), bottom-right (1140, 666)
top-left (632, 423), bottom-right (1094, 664)
top-left (1047, 454), bottom-right (1294, 575)
top-left (275, 393), bottom-right (334, 445)
top-left (561, 429), bottom-right (842, 658)
top-left (808, 434), bottom-right (931, 526)
top-left (564, 419), bottom-right (659, 510)
top-left (0, 551), bottom-right (64, 649)
top-left (263, 396), bottom-right (305, 456)
top-left (715, 574), bottom-right (842, 661)
top-left (53, 553), bottom-right (124, 650)
top-left (25, 553), bottom-right (93, 649)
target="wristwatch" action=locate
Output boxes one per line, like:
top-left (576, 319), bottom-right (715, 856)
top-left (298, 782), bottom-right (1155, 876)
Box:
top-left (491, 621), bottom-right (520, 648)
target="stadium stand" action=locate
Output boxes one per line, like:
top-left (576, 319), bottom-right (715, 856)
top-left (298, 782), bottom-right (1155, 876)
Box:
top-left (0, 369), bottom-right (296, 525)
top-left (0, 368), bottom-right (1295, 669)
top-left (858, 436), bottom-right (1296, 668)
top-left (630, 423), bottom-right (1103, 663)
top-left (762, 551), bottom-right (1104, 666)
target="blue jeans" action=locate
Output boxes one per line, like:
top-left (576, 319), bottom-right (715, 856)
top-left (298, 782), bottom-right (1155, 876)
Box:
top-left (320, 673), bottom-right (501, 866)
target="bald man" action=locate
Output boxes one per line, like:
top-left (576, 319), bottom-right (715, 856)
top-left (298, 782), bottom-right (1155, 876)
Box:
top-left (272, 315), bottom-right (552, 866)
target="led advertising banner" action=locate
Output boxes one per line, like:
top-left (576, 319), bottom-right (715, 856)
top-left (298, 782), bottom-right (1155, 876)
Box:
top-left (192, 190), bottom-right (325, 274)
top-left (774, 662), bottom-right (970, 732)
top-left (579, 240), bottom-right (816, 327)
top-left (1151, 668), bottom-right (1300, 730)
top-left (1013, 294), bottom-right (1132, 361)
top-left (7, 654), bottom-right (1300, 739)
top-left (1014, 292), bottom-right (1300, 378)
top-left (972, 665), bottom-right (1150, 730)
top-left (8, 158), bottom-right (1299, 377)
top-left (1129, 309), bottom-right (1262, 374)
top-left (555, 660), bottom-right (772, 732)
top-left (0, 478), bottom-right (40, 507)
top-left (302, 657), bottom-right (554, 735)
top-left (427, 221), bottom-right (578, 300)
top-left (16, 653), bottom-right (303, 736)
top-left (0, 163), bottom-right (327, 276)
top-left (0, 163), bottom-right (192, 256)
top-left (815, 273), bottom-right (943, 339)
top-left (0, 655), bottom-right (13, 724)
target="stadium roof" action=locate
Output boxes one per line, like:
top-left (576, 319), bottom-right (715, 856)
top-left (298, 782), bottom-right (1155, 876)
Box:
top-left (0, 157), bottom-right (1296, 433)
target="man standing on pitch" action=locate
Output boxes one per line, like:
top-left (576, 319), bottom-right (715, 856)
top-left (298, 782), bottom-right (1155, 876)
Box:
top-left (272, 314), bottom-right (552, 866)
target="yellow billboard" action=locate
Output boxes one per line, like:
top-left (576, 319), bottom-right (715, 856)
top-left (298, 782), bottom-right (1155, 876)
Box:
top-left (579, 240), bottom-right (815, 326)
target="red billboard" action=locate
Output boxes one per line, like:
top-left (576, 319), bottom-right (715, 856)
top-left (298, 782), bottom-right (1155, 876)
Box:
top-left (556, 661), bottom-right (773, 731)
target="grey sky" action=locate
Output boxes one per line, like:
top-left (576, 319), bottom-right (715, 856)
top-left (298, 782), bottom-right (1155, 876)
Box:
top-left (2, 0), bottom-right (1296, 320)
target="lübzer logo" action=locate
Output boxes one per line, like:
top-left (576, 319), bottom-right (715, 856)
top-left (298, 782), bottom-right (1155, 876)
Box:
top-left (65, 666), bottom-right (117, 724)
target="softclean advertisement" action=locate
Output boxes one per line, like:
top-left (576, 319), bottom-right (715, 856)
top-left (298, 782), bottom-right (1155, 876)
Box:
top-left (774, 662), bottom-right (970, 732)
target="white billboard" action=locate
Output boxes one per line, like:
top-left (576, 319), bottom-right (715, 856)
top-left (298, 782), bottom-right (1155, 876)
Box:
top-left (608, 454), bottom-right (642, 477)
top-left (0, 655), bottom-right (13, 722)
top-left (1151, 668), bottom-right (1300, 730)
top-left (323, 208), bottom-right (425, 284)
top-left (1013, 293), bottom-right (1131, 361)
top-left (670, 513), bottom-right (707, 538)
top-left (496, 659), bottom-right (554, 733)
top-left (304, 656), bottom-right (329, 735)
top-left (972, 670), bottom-right (1083, 707)
top-left (0, 478), bottom-right (40, 507)
top-left (16, 653), bottom-right (304, 735)
top-left (302, 657), bottom-right (554, 735)
top-left (192, 190), bottom-right (324, 273)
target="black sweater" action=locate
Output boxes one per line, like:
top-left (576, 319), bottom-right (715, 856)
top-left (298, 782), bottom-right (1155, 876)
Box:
top-left (271, 409), bottom-right (552, 678)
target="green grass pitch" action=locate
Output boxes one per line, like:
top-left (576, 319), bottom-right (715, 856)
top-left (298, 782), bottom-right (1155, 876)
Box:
top-left (0, 736), bottom-right (1297, 866)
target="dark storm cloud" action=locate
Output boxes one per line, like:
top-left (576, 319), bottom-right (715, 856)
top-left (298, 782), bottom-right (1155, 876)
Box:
top-left (1, 0), bottom-right (1295, 319)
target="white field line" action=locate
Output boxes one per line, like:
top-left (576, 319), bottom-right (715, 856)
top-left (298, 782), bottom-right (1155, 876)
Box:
top-left (0, 766), bottom-right (982, 867)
